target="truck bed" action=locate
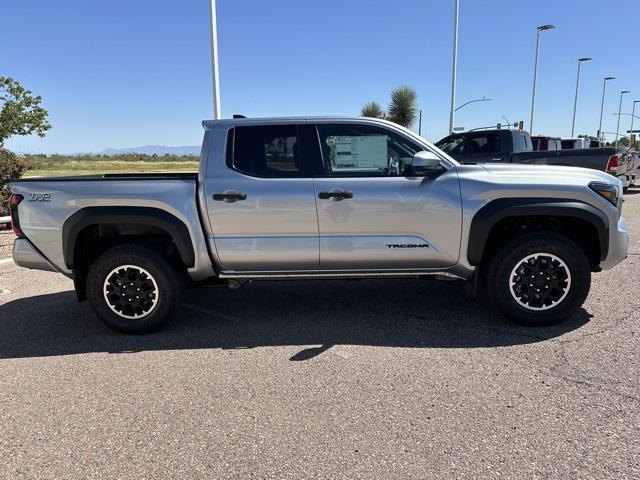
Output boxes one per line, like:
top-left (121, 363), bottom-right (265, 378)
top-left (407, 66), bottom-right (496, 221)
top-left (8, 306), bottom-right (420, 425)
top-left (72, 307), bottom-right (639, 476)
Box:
top-left (13, 172), bottom-right (198, 182)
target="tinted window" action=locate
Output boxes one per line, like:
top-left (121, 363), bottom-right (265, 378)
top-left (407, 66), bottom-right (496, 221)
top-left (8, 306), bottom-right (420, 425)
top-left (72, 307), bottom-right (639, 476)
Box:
top-left (316, 124), bottom-right (422, 176)
top-left (229, 125), bottom-right (302, 177)
top-left (561, 140), bottom-right (576, 150)
top-left (437, 133), bottom-right (502, 156)
top-left (513, 132), bottom-right (529, 152)
top-left (532, 138), bottom-right (541, 150)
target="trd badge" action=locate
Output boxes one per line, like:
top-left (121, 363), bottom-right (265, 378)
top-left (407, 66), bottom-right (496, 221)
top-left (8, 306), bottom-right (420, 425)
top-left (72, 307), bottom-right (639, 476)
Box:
top-left (28, 193), bottom-right (51, 202)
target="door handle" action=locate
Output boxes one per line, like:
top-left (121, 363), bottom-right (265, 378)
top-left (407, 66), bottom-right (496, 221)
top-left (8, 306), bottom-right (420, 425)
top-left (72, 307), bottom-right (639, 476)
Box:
top-left (212, 190), bottom-right (247, 202)
top-left (318, 190), bottom-right (353, 200)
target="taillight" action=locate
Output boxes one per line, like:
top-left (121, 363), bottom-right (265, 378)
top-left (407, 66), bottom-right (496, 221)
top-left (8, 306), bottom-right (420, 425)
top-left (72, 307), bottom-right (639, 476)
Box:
top-left (606, 155), bottom-right (619, 172)
top-left (9, 194), bottom-right (24, 237)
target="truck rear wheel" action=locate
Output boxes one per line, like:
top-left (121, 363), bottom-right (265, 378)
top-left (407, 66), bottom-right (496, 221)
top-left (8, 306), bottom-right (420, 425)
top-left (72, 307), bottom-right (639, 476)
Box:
top-left (485, 232), bottom-right (591, 326)
top-left (86, 244), bottom-right (183, 333)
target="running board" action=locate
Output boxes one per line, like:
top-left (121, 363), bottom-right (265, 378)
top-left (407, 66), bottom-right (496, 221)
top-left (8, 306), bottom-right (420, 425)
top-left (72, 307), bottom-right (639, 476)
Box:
top-left (217, 271), bottom-right (465, 281)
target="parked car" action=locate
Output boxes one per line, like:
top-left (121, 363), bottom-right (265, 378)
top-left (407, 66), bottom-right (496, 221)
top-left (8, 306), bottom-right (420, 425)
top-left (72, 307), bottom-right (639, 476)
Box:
top-left (10, 117), bottom-right (628, 333)
top-left (561, 138), bottom-right (590, 149)
top-left (625, 149), bottom-right (638, 187)
top-left (435, 129), bottom-right (629, 185)
top-left (532, 136), bottom-right (562, 151)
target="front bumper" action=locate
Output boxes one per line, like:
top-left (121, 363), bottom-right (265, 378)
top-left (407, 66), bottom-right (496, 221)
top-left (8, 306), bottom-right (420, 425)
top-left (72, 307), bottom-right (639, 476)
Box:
top-left (600, 216), bottom-right (629, 270)
top-left (12, 238), bottom-right (58, 273)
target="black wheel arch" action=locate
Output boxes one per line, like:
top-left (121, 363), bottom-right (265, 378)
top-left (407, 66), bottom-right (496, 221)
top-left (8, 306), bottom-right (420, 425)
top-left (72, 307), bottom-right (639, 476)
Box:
top-left (62, 206), bottom-right (196, 271)
top-left (467, 198), bottom-right (609, 266)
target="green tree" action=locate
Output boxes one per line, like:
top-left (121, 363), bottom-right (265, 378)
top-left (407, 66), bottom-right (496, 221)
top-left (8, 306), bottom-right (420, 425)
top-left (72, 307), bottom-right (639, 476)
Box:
top-left (361, 101), bottom-right (385, 119)
top-left (387, 86), bottom-right (418, 128)
top-left (0, 76), bottom-right (51, 146)
top-left (617, 136), bottom-right (630, 147)
top-left (360, 86), bottom-right (419, 128)
top-left (0, 150), bottom-right (28, 215)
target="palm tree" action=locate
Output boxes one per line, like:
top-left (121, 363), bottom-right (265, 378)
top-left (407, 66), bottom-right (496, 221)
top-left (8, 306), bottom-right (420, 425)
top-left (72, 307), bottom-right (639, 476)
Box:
top-left (361, 101), bottom-right (385, 119)
top-left (387, 86), bottom-right (418, 128)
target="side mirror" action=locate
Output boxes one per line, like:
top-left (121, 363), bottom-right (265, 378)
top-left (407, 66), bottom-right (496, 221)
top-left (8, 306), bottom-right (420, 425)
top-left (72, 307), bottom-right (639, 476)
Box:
top-left (410, 151), bottom-right (444, 176)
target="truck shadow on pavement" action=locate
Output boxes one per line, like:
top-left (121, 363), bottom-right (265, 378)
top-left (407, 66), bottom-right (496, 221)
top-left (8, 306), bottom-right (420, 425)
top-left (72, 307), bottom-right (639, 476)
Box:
top-left (0, 279), bottom-right (591, 360)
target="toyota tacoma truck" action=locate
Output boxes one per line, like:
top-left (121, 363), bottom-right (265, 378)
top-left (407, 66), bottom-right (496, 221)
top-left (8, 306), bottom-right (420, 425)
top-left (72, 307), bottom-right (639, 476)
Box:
top-left (9, 117), bottom-right (629, 333)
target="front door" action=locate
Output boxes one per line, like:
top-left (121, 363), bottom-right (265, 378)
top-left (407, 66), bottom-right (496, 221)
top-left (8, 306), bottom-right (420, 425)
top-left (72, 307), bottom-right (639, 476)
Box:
top-left (312, 123), bottom-right (462, 270)
top-left (203, 124), bottom-right (320, 272)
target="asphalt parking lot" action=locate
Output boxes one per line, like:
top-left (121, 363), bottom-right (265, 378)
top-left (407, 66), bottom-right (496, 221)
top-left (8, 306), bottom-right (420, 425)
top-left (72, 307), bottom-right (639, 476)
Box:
top-left (1, 194), bottom-right (639, 479)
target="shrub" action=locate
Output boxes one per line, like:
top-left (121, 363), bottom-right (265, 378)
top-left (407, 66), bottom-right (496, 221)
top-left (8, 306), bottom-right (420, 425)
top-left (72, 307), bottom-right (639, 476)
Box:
top-left (0, 149), bottom-right (28, 215)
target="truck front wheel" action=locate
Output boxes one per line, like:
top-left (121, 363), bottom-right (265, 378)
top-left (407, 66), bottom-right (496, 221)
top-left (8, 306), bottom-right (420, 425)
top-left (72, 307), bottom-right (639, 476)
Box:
top-left (86, 244), bottom-right (183, 333)
top-left (485, 232), bottom-right (591, 326)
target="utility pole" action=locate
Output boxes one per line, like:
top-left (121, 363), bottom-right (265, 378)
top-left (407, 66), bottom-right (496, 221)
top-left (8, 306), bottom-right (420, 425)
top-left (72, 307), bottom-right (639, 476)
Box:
top-left (598, 77), bottom-right (615, 141)
top-left (448, 0), bottom-right (459, 134)
top-left (630, 100), bottom-right (639, 148)
top-left (529, 24), bottom-right (555, 135)
top-left (615, 90), bottom-right (630, 147)
top-left (208, 0), bottom-right (222, 119)
top-left (571, 57), bottom-right (591, 137)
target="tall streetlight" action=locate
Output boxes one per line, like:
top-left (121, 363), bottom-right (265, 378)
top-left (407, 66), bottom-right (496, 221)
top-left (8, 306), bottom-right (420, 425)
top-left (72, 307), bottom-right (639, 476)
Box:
top-left (208, 0), bottom-right (222, 119)
top-left (529, 24), bottom-right (556, 135)
top-left (448, 0), bottom-right (460, 134)
top-left (615, 90), bottom-right (630, 147)
top-left (571, 57), bottom-right (592, 137)
top-left (598, 76), bottom-right (615, 140)
top-left (630, 100), bottom-right (640, 148)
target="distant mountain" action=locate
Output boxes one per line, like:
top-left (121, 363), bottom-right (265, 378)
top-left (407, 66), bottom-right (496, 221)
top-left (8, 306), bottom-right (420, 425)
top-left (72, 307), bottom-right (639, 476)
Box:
top-left (99, 145), bottom-right (200, 156)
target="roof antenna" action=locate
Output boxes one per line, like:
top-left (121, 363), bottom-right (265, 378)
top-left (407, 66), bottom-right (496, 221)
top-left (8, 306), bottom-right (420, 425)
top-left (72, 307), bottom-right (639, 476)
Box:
top-left (233, 114), bottom-right (246, 119)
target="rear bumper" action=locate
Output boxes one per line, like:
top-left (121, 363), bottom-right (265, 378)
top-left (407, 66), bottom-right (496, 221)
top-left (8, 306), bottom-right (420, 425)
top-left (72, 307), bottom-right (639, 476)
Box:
top-left (600, 216), bottom-right (629, 270)
top-left (12, 238), bottom-right (58, 273)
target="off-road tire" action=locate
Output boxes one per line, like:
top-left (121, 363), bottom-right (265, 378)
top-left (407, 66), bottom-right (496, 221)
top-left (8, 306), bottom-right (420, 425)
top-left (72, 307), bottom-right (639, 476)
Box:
top-left (86, 243), bottom-right (183, 333)
top-left (485, 232), bottom-right (591, 326)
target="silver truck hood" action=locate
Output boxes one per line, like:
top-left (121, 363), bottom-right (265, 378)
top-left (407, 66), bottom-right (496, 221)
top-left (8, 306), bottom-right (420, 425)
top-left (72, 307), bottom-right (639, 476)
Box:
top-left (480, 163), bottom-right (618, 185)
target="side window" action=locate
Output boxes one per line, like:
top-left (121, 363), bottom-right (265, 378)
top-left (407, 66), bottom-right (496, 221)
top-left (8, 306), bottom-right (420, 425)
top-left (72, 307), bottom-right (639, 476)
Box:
top-left (437, 133), bottom-right (502, 156)
top-left (316, 124), bottom-right (422, 177)
top-left (513, 132), bottom-right (528, 152)
top-left (228, 125), bottom-right (302, 177)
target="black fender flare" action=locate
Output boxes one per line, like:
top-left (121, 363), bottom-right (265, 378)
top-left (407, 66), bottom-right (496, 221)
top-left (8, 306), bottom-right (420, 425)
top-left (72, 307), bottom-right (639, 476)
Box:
top-left (467, 198), bottom-right (609, 265)
top-left (62, 206), bottom-right (195, 269)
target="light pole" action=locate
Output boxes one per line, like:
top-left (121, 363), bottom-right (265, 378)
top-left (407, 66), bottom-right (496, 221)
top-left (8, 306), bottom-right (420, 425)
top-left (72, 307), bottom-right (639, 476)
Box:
top-left (615, 90), bottom-right (630, 147)
top-left (529, 24), bottom-right (556, 135)
top-left (448, 0), bottom-right (460, 134)
top-left (598, 77), bottom-right (615, 140)
top-left (571, 57), bottom-right (591, 137)
top-left (630, 100), bottom-right (640, 148)
top-left (208, 0), bottom-right (222, 119)
top-left (455, 96), bottom-right (492, 112)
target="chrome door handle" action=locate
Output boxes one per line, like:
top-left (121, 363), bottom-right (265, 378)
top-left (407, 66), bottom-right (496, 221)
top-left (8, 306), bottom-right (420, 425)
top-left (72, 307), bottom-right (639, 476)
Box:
top-left (212, 190), bottom-right (247, 202)
top-left (318, 190), bottom-right (353, 200)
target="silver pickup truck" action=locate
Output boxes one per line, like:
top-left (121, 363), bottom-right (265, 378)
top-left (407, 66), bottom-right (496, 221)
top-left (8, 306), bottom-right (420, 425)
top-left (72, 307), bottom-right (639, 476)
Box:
top-left (9, 117), bottom-right (629, 333)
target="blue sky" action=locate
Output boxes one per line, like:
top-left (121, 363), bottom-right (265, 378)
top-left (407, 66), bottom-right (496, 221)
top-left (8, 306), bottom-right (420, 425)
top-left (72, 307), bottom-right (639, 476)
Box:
top-left (3, 0), bottom-right (639, 154)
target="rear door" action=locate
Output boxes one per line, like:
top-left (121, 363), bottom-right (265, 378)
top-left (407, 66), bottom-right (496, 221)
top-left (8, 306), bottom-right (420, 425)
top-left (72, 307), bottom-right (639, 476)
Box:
top-left (311, 122), bottom-right (462, 270)
top-left (202, 123), bottom-right (321, 272)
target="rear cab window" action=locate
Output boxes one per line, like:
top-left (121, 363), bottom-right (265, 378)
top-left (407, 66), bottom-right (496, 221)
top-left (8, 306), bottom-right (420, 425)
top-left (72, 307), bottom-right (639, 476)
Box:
top-left (227, 124), bottom-right (304, 177)
top-left (512, 131), bottom-right (531, 152)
